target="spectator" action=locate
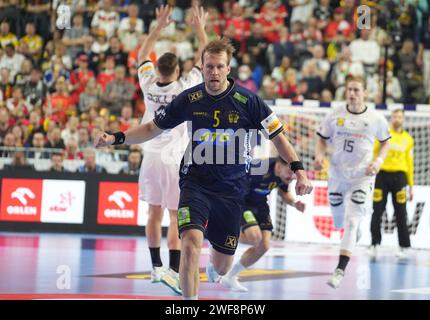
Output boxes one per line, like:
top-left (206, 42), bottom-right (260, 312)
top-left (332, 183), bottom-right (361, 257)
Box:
top-left (64, 138), bottom-right (83, 160)
top-left (0, 108), bottom-right (11, 141)
top-left (3, 151), bottom-right (34, 171)
top-left (320, 88), bottom-right (333, 103)
top-left (118, 4), bottom-right (144, 34)
top-left (0, 132), bottom-right (17, 158)
top-left (26, 131), bottom-right (49, 159)
top-left (268, 26), bottom-right (294, 70)
top-left (78, 147), bottom-right (106, 173)
top-left (10, 124), bottom-right (24, 147)
top-left (302, 44), bottom-right (330, 81)
top-left (77, 127), bottom-right (91, 149)
top-left (6, 87), bottom-right (30, 119)
top-left (393, 38), bottom-right (425, 103)
top-left (70, 54), bottom-right (95, 105)
top-left (24, 0), bottom-right (51, 39)
top-left (63, 13), bottom-right (90, 61)
top-left (0, 43), bottom-right (25, 80)
top-left (61, 115), bottom-right (80, 145)
top-left (102, 65), bottom-right (135, 115)
top-left (0, 20), bottom-right (18, 49)
top-left (259, 76), bottom-right (280, 100)
top-left (23, 67), bottom-right (47, 109)
top-left (290, 0), bottom-right (316, 25)
top-left (313, 0), bottom-right (332, 31)
top-left (19, 21), bottom-right (43, 62)
top-left (272, 55), bottom-right (293, 82)
top-left (45, 77), bottom-right (72, 123)
top-left (105, 36), bottom-right (128, 67)
top-left (236, 65), bottom-right (258, 93)
top-left (49, 152), bottom-right (69, 173)
top-left (91, 0), bottom-right (120, 39)
top-left (118, 149), bottom-right (141, 175)
top-left (349, 29), bottom-right (381, 74)
top-left (246, 22), bottom-right (270, 70)
top-left (0, 67), bottom-right (13, 100)
top-left (14, 58), bottom-right (33, 86)
top-left (257, 0), bottom-right (287, 43)
top-left (79, 77), bottom-right (101, 113)
top-left (45, 126), bottom-right (66, 149)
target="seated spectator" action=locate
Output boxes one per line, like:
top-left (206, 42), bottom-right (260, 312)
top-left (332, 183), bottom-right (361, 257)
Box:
top-left (26, 131), bottom-right (49, 159)
top-left (43, 57), bottom-right (71, 91)
top-left (0, 132), bottom-right (17, 158)
top-left (77, 127), bottom-right (91, 149)
top-left (118, 4), bottom-right (144, 35)
top-left (45, 126), bottom-right (65, 149)
top-left (302, 44), bottom-right (330, 81)
top-left (0, 43), bottom-right (24, 81)
top-left (119, 103), bottom-right (134, 132)
top-left (23, 67), bottom-right (47, 109)
top-left (14, 58), bottom-right (33, 86)
top-left (96, 56), bottom-right (116, 91)
top-left (61, 115), bottom-right (79, 145)
top-left (0, 108), bottom-right (11, 141)
top-left (102, 65), bottom-right (135, 115)
top-left (49, 152), bottom-right (70, 173)
top-left (45, 77), bottom-right (72, 123)
top-left (290, 0), bottom-right (316, 25)
top-left (6, 87), bottom-right (30, 119)
top-left (3, 151), bottom-right (34, 171)
top-left (91, 0), bottom-right (120, 39)
top-left (70, 54), bottom-right (95, 105)
top-left (63, 13), bottom-right (90, 61)
top-left (78, 147), bottom-right (106, 173)
top-left (119, 149), bottom-right (142, 175)
top-left (349, 29), bottom-right (380, 73)
top-left (313, 0), bottom-right (332, 31)
top-left (278, 68), bottom-right (299, 100)
top-left (301, 60), bottom-right (325, 99)
top-left (259, 76), bottom-right (281, 100)
top-left (19, 21), bottom-right (43, 62)
top-left (268, 27), bottom-right (295, 70)
top-left (64, 138), bottom-right (83, 160)
top-left (0, 20), bottom-right (18, 49)
top-left (50, 41), bottom-right (73, 71)
top-left (272, 55), bottom-right (293, 82)
top-left (79, 77), bottom-right (101, 113)
top-left (236, 65), bottom-right (257, 93)
top-left (320, 89), bottom-right (333, 103)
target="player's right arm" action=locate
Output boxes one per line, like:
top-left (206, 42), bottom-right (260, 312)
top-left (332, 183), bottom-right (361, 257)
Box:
top-left (190, 6), bottom-right (208, 69)
top-left (94, 121), bottom-right (163, 147)
top-left (314, 137), bottom-right (328, 171)
top-left (137, 5), bottom-right (172, 66)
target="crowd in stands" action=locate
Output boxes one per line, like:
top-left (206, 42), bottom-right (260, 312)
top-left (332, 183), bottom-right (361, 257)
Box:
top-left (0, 0), bottom-right (430, 173)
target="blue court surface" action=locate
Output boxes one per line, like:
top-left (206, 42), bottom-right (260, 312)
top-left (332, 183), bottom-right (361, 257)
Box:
top-left (0, 232), bottom-right (429, 300)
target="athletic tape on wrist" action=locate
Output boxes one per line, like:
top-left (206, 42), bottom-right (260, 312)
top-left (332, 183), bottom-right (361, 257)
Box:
top-left (108, 131), bottom-right (126, 145)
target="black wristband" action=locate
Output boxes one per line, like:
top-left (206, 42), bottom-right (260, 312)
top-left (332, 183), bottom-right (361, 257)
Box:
top-left (290, 161), bottom-right (304, 173)
top-left (108, 131), bottom-right (126, 145)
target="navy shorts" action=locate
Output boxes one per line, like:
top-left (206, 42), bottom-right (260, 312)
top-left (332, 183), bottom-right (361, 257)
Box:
top-left (177, 182), bottom-right (244, 255)
top-left (241, 202), bottom-right (273, 232)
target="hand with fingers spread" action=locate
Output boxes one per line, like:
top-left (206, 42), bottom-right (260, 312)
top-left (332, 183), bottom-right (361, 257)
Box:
top-left (155, 5), bottom-right (173, 29)
top-left (190, 5), bottom-right (208, 31)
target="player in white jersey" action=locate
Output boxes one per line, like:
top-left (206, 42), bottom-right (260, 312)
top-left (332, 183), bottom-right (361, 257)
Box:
top-left (136, 5), bottom-right (207, 295)
top-left (314, 75), bottom-right (391, 289)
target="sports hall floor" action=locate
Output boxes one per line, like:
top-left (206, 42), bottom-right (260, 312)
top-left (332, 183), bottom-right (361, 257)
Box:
top-left (0, 232), bottom-right (429, 300)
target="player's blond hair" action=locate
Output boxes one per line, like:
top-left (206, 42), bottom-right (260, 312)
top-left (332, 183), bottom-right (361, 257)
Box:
top-left (201, 38), bottom-right (236, 65)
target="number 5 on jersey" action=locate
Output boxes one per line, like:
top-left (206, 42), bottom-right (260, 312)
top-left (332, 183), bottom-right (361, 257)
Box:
top-left (213, 110), bottom-right (220, 127)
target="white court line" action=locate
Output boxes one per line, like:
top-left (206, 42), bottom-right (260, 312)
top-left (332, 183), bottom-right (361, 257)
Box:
top-left (390, 287), bottom-right (430, 295)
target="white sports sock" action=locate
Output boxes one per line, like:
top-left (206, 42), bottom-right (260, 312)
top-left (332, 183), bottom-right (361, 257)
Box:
top-left (228, 261), bottom-right (246, 277)
top-left (184, 295), bottom-right (198, 300)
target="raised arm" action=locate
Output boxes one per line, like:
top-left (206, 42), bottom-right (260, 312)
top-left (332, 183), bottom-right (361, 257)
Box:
top-left (190, 6), bottom-right (208, 69)
top-left (271, 133), bottom-right (313, 195)
top-left (137, 5), bottom-right (173, 66)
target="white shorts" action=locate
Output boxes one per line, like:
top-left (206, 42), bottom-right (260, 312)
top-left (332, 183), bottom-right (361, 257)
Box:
top-left (328, 177), bottom-right (375, 229)
top-left (138, 151), bottom-right (180, 210)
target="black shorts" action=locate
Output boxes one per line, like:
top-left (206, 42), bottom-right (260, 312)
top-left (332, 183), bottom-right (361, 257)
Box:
top-left (177, 181), bottom-right (244, 255)
top-left (241, 202), bottom-right (273, 232)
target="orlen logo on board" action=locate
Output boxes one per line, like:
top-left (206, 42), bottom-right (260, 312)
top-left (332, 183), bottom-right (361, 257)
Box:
top-left (97, 182), bottom-right (139, 225)
top-left (0, 179), bottom-right (43, 222)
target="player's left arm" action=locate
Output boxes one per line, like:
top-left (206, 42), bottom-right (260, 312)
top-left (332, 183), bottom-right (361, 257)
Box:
top-left (271, 133), bottom-right (313, 196)
top-left (190, 6), bottom-right (208, 69)
top-left (279, 190), bottom-right (306, 213)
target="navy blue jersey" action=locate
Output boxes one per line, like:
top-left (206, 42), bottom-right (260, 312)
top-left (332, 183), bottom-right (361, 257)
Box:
top-left (153, 79), bottom-right (284, 196)
top-left (245, 158), bottom-right (289, 205)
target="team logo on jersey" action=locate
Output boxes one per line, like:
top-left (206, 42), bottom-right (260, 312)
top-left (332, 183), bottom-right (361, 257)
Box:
top-left (225, 236), bottom-right (238, 249)
top-left (336, 118), bottom-right (345, 126)
top-left (188, 90), bottom-right (203, 103)
top-left (138, 64), bottom-right (153, 74)
top-left (233, 92), bottom-right (248, 104)
top-left (193, 111), bottom-right (208, 117)
top-left (228, 111), bottom-right (240, 124)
